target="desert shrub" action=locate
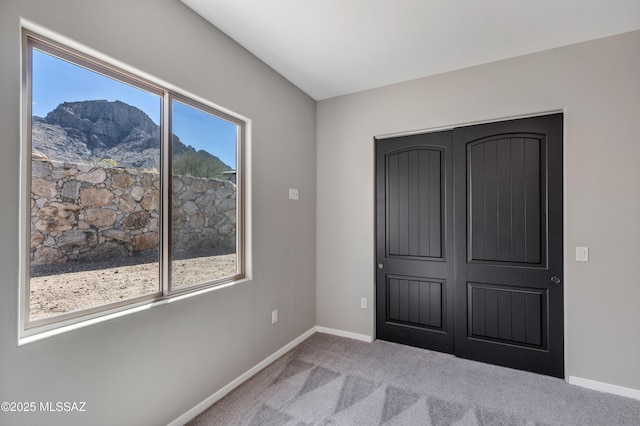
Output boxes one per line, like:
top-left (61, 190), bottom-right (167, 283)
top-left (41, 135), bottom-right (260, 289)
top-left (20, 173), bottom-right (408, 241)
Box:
top-left (172, 151), bottom-right (226, 179)
top-left (92, 158), bottom-right (118, 168)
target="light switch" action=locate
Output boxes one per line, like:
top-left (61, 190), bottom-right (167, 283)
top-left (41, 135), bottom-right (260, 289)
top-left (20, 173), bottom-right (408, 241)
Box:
top-left (288, 188), bottom-right (299, 201)
top-left (576, 247), bottom-right (589, 262)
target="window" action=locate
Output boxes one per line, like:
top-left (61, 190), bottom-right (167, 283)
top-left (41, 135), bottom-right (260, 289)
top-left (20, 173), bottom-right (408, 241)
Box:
top-left (22, 30), bottom-right (245, 335)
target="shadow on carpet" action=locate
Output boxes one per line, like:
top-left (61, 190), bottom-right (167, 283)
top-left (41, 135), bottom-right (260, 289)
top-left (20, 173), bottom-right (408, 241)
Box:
top-left (226, 361), bottom-right (545, 425)
top-left (187, 333), bottom-right (640, 425)
top-left (189, 348), bottom-right (546, 424)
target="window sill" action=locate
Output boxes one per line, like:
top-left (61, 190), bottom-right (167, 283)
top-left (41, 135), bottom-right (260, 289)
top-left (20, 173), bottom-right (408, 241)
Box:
top-left (18, 276), bottom-right (252, 346)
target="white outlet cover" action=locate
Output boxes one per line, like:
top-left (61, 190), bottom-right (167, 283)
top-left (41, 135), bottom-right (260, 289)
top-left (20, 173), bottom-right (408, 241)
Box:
top-left (576, 247), bottom-right (589, 262)
top-left (288, 188), bottom-right (299, 200)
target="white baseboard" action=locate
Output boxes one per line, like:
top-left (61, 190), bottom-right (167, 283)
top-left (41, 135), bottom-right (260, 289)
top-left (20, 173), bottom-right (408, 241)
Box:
top-left (169, 326), bottom-right (374, 424)
top-left (168, 326), bottom-right (317, 426)
top-left (315, 326), bottom-right (374, 343)
top-left (569, 376), bottom-right (640, 401)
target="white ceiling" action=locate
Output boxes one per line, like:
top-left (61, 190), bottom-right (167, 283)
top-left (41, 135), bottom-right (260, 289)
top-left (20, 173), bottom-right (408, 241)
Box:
top-left (181, 0), bottom-right (640, 100)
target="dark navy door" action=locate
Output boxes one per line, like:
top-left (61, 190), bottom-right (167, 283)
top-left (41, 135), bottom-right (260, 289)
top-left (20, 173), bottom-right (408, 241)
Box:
top-left (453, 114), bottom-right (564, 377)
top-left (376, 114), bottom-right (564, 378)
top-left (375, 130), bottom-right (455, 354)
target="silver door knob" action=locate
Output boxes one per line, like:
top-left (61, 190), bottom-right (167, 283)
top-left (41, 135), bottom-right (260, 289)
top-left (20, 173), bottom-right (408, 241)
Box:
top-left (378, 263), bottom-right (384, 269)
top-left (550, 276), bottom-right (561, 284)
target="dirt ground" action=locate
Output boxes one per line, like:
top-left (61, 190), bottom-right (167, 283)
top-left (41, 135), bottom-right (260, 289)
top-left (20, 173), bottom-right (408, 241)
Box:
top-left (29, 254), bottom-right (236, 321)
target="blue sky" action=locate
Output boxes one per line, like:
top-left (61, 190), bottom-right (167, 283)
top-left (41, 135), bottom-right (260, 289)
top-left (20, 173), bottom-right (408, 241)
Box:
top-left (32, 48), bottom-right (237, 169)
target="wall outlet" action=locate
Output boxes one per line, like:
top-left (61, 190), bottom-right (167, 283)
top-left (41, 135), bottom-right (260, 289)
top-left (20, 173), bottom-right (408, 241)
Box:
top-left (360, 298), bottom-right (367, 309)
top-left (576, 246), bottom-right (589, 262)
top-left (271, 309), bottom-right (278, 324)
top-left (288, 188), bottom-right (299, 200)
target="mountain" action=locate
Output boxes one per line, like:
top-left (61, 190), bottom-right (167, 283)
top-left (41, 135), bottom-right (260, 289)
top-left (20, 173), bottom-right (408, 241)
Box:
top-left (32, 100), bottom-right (231, 174)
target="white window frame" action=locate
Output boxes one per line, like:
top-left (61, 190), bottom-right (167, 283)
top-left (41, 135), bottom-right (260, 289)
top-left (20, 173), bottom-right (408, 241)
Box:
top-left (20, 28), bottom-right (247, 342)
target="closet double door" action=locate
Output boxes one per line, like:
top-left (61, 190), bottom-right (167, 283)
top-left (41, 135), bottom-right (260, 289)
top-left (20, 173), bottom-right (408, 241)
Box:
top-left (375, 114), bottom-right (563, 377)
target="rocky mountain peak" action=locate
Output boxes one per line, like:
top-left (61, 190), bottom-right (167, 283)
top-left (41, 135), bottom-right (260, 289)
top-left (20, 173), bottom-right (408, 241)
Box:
top-left (44, 100), bottom-right (159, 152)
top-left (32, 100), bottom-right (231, 176)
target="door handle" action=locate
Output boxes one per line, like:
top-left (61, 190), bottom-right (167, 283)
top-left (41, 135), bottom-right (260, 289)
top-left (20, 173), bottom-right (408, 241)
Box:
top-left (550, 276), bottom-right (561, 284)
top-left (378, 263), bottom-right (384, 269)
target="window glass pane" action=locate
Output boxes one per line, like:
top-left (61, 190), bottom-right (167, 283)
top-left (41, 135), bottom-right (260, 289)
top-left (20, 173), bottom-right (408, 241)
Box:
top-left (29, 48), bottom-right (162, 322)
top-left (171, 99), bottom-right (238, 290)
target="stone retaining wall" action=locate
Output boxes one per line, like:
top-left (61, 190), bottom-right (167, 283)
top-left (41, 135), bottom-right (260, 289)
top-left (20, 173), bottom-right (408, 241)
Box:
top-left (30, 159), bottom-right (236, 266)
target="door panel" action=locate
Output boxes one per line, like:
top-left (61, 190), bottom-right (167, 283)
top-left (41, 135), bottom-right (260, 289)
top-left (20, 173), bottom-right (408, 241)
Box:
top-left (468, 283), bottom-right (546, 347)
top-left (376, 113), bottom-right (563, 378)
top-left (454, 114), bottom-right (563, 377)
top-left (387, 276), bottom-right (443, 328)
top-left (376, 131), bottom-right (454, 353)
top-left (387, 148), bottom-right (443, 258)
top-left (468, 135), bottom-right (544, 265)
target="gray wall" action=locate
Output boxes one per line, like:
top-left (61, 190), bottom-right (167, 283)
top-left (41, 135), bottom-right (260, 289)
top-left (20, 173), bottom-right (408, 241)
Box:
top-left (317, 31), bottom-right (640, 391)
top-left (0, 1), bottom-right (316, 425)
